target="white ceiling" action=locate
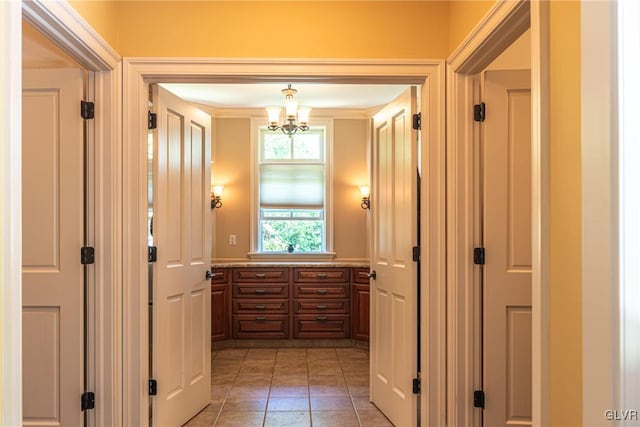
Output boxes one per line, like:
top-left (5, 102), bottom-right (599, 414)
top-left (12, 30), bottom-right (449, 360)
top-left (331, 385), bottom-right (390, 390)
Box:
top-left (160, 83), bottom-right (410, 110)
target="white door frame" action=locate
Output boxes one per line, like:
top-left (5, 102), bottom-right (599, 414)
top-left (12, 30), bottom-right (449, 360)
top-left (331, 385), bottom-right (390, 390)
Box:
top-left (446, 1), bottom-right (550, 426)
top-left (1, 2), bottom-right (121, 425)
top-left (122, 58), bottom-right (446, 427)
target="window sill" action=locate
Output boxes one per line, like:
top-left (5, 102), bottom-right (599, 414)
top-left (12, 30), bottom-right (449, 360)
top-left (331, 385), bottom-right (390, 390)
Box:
top-left (247, 252), bottom-right (336, 262)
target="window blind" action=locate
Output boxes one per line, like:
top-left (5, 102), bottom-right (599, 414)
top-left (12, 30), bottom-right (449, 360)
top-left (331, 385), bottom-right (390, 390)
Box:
top-left (259, 164), bottom-right (324, 209)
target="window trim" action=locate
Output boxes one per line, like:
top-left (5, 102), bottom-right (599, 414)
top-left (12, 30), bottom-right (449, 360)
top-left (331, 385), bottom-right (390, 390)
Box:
top-left (249, 117), bottom-right (334, 260)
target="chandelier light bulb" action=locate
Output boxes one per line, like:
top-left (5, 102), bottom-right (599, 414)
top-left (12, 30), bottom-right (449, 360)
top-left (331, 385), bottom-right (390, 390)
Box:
top-left (265, 84), bottom-right (311, 136)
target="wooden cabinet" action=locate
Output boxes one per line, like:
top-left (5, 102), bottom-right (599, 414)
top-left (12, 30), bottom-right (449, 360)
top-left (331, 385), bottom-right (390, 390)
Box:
top-left (352, 267), bottom-right (370, 341)
top-left (231, 268), bottom-right (289, 339)
top-left (211, 268), bottom-right (230, 341)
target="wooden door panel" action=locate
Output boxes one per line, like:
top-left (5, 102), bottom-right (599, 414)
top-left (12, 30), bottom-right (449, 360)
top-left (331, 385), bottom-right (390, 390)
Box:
top-left (190, 122), bottom-right (206, 263)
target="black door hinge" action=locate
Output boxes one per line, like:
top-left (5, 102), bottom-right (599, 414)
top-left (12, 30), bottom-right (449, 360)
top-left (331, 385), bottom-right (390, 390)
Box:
top-left (81, 391), bottom-right (95, 411)
top-left (81, 101), bottom-right (95, 120)
top-left (474, 102), bottom-right (485, 122)
top-left (148, 111), bottom-right (157, 130)
top-left (474, 390), bottom-right (485, 409)
top-left (412, 112), bottom-right (422, 130)
top-left (412, 246), bottom-right (420, 262)
top-left (473, 247), bottom-right (485, 265)
top-left (149, 379), bottom-right (158, 396)
top-left (412, 377), bottom-right (421, 394)
top-left (148, 246), bottom-right (157, 263)
top-left (81, 247), bottom-right (95, 265)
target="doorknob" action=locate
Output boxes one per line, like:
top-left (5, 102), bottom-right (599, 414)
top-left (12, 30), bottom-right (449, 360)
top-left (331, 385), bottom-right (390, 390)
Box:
top-left (367, 271), bottom-right (377, 280)
top-left (205, 270), bottom-right (214, 280)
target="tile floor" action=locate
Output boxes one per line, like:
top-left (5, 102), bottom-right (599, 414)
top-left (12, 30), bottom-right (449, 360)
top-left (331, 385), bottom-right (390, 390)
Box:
top-left (183, 347), bottom-right (393, 427)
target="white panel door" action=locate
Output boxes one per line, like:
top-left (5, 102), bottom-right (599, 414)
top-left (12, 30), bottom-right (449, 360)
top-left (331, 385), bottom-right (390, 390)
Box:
top-left (482, 69), bottom-right (532, 427)
top-left (152, 86), bottom-right (212, 427)
top-left (371, 87), bottom-right (418, 426)
top-left (22, 69), bottom-right (84, 426)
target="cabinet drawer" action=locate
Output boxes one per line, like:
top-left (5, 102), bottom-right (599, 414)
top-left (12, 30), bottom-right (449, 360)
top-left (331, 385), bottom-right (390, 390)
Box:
top-left (233, 283), bottom-right (289, 299)
top-left (233, 315), bottom-right (289, 339)
top-left (293, 268), bottom-right (349, 283)
top-left (233, 299), bottom-right (289, 314)
top-left (352, 268), bottom-right (371, 284)
top-left (294, 299), bottom-right (349, 314)
top-left (293, 284), bottom-right (349, 299)
top-left (210, 268), bottom-right (229, 284)
top-left (233, 268), bottom-right (288, 282)
top-left (293, 314), bottom-right (350, 339)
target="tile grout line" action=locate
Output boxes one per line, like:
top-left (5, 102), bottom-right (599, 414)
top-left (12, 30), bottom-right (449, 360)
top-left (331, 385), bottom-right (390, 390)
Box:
top-left (212, 348), bottom-right (248, 427)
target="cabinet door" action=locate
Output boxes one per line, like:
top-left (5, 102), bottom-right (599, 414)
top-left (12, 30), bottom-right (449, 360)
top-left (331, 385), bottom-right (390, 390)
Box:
top-left (352, 283), bottom-right (370, 341)
top-left (211, 284), bottom-right (229, 341)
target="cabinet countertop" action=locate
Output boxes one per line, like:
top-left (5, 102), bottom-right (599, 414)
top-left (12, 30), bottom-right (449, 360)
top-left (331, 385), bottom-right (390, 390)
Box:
top-left (211, 262), bottom-right (370, 269)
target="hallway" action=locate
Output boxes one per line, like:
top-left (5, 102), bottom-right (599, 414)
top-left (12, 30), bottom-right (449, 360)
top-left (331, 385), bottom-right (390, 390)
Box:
top-left (183, 347), bottom-right (393, 427)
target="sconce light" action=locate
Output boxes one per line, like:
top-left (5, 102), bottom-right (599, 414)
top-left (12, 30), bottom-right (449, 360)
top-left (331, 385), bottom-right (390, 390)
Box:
top-left (360, 186), bottom-right (370, 210)
top-left (211, 185), bottom-right (223, 209)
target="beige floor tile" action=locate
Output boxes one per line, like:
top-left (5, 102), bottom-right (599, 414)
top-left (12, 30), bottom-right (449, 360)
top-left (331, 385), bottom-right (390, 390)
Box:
top-left (273, 365), bottom-right (308, 376)
top-left (309, 384), bottom-right (349, 398)
top-left (211, 373), bottom-right (237, 386)
top-left (246, 348), bottom-right (277, 360)
top-left (306, 348), bottom-right (338, 360)
top-left (311, 410), bottom-right (360, 427)
top-left (221, 396), bottom-right (267, 412)
top-left (336, 348), bottom-right (369, 360)
top-left (269, 385), bottom-right (309, 397)
top-left (308, 375), bottom-right (346, 386)
top-left (215, 349), bottom-right (248, 360)
top-left (343, 374), bottom-right (369, 386)
top-left (267, 397), bottom-right (310, 411)
top-left (264, 411), bottom-right (311, 427)
top-left (348, 384), bottom-right (370, 397)
top-left (351, 396), bottom-right (378, 412)
top-left (182, 404), bottom-right (220, 427)
top-left (233, 374), bottom-right (272, 387)
top-left (271, 374), bottom-right (308, 386)
top-left (228, 385), bottom-right (270, 398)
top-left (310, 396), bottom-right (354, 411)
top-left (308, 364), bottom-right (343, 376)
top-left (357, 409), bottom-right (394, 427)
top-left (213, 410), bottom-right (264, 427)
top-left (238, 364), bottom-right (274, 375)
top-left (276, 348), bottom-right (307, 359)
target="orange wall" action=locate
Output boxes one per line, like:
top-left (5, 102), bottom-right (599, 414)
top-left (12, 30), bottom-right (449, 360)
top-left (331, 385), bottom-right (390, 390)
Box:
top-left (102, 1), bottom-right (449, 58)
top-left (549, 1), bottom-right (582, 426)
top-left (67, 0), bottom-right (118, 49)
top-left (448, 1), bottom-right (494, 53)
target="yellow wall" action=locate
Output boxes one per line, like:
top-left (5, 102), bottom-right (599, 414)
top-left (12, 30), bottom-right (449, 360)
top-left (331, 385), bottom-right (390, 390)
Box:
top-left (549, 1), bottom-right (582, 426)
top-left (448, 1), bottom-right (494, 54)
top-left (212, 117), bottom-right (369, 261)
top-left (67, 0), bottom-right (118, 49)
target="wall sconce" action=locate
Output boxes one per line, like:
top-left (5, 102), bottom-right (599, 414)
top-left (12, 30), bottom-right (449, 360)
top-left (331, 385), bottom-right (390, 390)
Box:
top-left (360, 186), bottom-right (370, 210)
top-left (211, 185), bottom-right (223, 209)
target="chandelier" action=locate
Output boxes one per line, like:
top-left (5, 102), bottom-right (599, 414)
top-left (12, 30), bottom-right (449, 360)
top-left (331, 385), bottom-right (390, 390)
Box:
top-left (265, 84), bottom-right (311, 136)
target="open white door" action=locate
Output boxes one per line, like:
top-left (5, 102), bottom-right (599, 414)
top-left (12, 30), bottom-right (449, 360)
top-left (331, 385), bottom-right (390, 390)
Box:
top-left (22, 69), bottom-right (85, 426)
top-left (152, 86), bottom-right (212, 426)
top-left (482, 69), bottom-right (532, 427)
top-left (370, 87), bottom-right (419, 426)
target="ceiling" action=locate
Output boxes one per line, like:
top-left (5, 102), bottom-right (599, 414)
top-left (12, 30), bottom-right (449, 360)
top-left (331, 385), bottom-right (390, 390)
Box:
top-left (160, 83), bottom-right (411, 110)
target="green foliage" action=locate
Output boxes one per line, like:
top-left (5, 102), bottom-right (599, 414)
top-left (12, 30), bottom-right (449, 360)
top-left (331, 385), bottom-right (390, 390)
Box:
top-left (261, 220), bottom-right (323, 252)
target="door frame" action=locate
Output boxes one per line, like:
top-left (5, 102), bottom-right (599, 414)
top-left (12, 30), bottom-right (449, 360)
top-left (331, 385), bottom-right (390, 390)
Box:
top-left (446, 1), bottom-right (548, 426)
top-left (122, 58), bottom-right (446, 427)
top-left (1, 2), bottom-right (121, 425)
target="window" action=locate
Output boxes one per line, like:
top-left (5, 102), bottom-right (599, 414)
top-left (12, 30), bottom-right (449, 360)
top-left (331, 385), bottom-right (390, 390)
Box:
top-left (251, 119), bottom-right (333, 257)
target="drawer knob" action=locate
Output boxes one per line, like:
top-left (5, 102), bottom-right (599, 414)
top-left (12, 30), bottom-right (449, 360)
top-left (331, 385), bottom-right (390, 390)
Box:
top-left (316, 316), bottom-right (328, 321)
top-left (315, 289), bottom-right (328, 294)
top-left (367, 271), bottom-right (377, 280)
top-left (254, 273), bottom-right (266, 278)
top-left (255, 316), bottom-right (267, 321)
top-left (255, 305), bottom-right (267, 310)
top-left (316, 272), bottom-right (328, 278)
top-left (205, 270), bottom-right (214, 280)
top-left (254, 289), bottom-right (266, 294)
top-left (316, 305), bottom-right (328, 310)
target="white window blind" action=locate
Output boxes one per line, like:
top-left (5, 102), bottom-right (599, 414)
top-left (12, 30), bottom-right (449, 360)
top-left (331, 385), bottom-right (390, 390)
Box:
top-left (259, 163), bottom-right (324, 209)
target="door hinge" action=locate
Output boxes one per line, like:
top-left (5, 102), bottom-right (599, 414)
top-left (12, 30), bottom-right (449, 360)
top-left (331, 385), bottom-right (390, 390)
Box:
top-left (81, 391), bottom-right (95, 411)
top-left (149, 379), bottom-right (158, 396)
top-left (412, 246), bottom-right (420, 262)
top-left (473, 390), bottom-right (485, 409)
top-left (81, 247), bottom-right (95, 265)
top-left (148, 246), bottom-right (157, 263)
top-left (473, 247), bottom-right (485, 265)
top-left (80, 101), bottom-right (95, 120)
top-left (148, 111), bottom-right (157, 129)
top-left (412, 377), bottom-right (421, 394)
top-left (473, 102), bottom-right (486, 122)
top-left (412, 112), bottom-right (422, 130)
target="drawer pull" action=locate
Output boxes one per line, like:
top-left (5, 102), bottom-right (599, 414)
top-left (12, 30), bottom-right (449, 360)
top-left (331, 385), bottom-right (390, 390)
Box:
top-left (316, 272), bottom-right (328, 278)
top-left (254, 289), bottom-right (266, 294)
top-left (315, 289), bottom-right (328, 294)
top-left (316, 316), bottom-right (328, 321)
top-left (211, 272), bottom-right (219, 278)
top-left (255, 316), bottom-right (267, 321)
top-left (316, 305), bottom-right (328, 310)
top-left (254, 273), bottom-right (266, 278)
top-left (255, 305), bottom-right (267, 310)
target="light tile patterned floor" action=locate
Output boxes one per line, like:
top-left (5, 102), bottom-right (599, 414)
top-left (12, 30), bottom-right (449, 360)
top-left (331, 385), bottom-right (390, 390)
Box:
top-left (183, 347), bottom-right (394, 427)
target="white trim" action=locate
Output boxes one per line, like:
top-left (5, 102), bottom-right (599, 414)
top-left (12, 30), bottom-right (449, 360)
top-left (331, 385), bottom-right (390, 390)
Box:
top-left (0, 1), bottom-right (23, 425)
top-left (446, 1), bottom-right (549, 426)
top-left (123, 57), bottom-right (445, 427)
top-left (617, 0), bottom-right (640, 421)
top-left (207, 107), bottom-right (372, 120)
top-left (581, 1), bottom-right (617, 425)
